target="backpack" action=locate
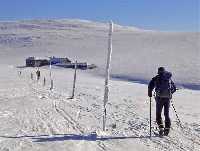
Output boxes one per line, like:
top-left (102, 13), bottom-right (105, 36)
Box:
top-left (155, 72), bottom-right (172, 99)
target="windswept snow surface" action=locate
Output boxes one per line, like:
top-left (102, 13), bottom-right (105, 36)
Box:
top-left (0, 19), bottom-right (200, 151)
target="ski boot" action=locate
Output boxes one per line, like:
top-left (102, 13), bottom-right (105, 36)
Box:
top-left (157, 124), bottom-right (164, 137)
top-left (164, 128), bottom-right (170, 136)
top-left (159, 128), bottom-right (164, 136)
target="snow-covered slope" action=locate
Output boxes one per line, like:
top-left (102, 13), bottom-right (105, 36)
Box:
top-left (0, 65), bottom-right (199, 151)
top-left (0, 19), bottom-right (199, 89)
top-left (0, 19), bottom-right (199, 151)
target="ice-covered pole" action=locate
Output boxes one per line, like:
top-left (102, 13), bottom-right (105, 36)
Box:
top-left (103, 21), bottom-right (113, 131)
top-left (49, 58), bottom-right (53, 90)
top-left (71, 60), bottom-right (77, 99)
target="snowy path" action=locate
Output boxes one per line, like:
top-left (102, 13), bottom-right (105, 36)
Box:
top-left (0, 67), bottom-right (199, 151)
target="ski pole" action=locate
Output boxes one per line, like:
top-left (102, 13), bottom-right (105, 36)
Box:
top-left (150, 97), bottom-right (152, 138)
top-left (171, 100), bottom-right (183, 129)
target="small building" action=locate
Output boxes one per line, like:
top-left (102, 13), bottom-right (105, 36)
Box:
top-left (55, 62), bottom-right (97, 70)
top-left (50, 56), bottom-right (71, 65)
top-left (25, 56), bottom-right (97, 69)
top-left (26, 57), bottom-right (49, 67)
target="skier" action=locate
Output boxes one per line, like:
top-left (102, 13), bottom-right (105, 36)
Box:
top-left (36, 69), bottom-right (41, 81)
top-left (148, 67), bottom-right (176, 136)
top-left (18, 71), bottom-right (22, 76)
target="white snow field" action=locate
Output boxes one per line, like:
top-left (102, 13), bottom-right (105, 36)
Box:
top-left (0, 19), bottom-right (199, 151)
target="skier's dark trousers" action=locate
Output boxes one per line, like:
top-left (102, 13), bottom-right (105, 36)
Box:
top-left (148, 67), bottom-right (176, 135)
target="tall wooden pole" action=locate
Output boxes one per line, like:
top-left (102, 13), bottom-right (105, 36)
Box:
top-left (103, 21), bottom-right (113, 131)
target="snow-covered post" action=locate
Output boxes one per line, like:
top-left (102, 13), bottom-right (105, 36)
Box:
top-left (43, 77), bottom-right (46, 86)
top-left (71, 60), bottom-right (78, 99)
top-left (49, 58), bottom-right (53, 90)
top-left (31, 72), bottom-right (33, 80)
top-left (103, 21), bottom-right (113, 131)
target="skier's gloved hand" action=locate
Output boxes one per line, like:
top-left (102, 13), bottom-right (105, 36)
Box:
top-left (148, 91), bottom-right (152, 97)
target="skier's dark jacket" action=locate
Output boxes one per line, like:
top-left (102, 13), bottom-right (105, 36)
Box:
top-left (148, 71), bottom-right (176, 98)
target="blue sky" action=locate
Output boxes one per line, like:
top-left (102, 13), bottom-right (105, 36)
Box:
top-left (0, 0), bottom-right (199, 31)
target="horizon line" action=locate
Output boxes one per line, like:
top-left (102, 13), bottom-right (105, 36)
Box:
top-left (0, 17), bottom-right (199, 32)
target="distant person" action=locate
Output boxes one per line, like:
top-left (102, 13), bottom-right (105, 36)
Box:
top-left (148, 67), bottom-right (176, 136)
top-left (18, 71), bottom-right (22, 76)
top-left (36, 69), bottom-right (40, 81)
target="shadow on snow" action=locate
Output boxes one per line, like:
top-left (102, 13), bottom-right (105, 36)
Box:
top-left (111, 74), bottom-right (200, 91)
top-left (0, 133), bottom-right (159, 143)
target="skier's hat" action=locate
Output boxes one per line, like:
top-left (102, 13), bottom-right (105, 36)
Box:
top-left (158, 67), bottom-right (165, 74)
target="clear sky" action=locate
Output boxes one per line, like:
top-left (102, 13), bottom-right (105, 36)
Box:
top-left (0, 0), bottom-right (199, 31)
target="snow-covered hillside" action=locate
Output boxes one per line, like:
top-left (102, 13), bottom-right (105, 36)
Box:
top-left (0, 19), bottom-right (199, 151)
top-left (0, 19), bottom-right (199, 89)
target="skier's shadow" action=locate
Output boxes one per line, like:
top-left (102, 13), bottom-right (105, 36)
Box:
top-left (0, 133), bottom-right (159, 142)
top-left (31, 133), bottom-right (157, 142)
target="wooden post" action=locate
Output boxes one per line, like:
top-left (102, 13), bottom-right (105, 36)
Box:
top-left (71, 61), bottom-right (77, 99)
top-left (103, 21), bottom-right (113, 131)
top-left (43, 77), bottom-right (46, 86)
top-left (50, 79), bottom-right (53, 90)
